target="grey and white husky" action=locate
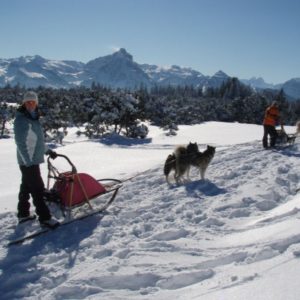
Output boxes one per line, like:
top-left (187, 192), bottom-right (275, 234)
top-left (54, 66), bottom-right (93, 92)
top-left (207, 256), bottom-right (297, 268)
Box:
top-left (191, 145), bottom-right (216, 180)
top-left (164, 143), bottom-right (216, 184)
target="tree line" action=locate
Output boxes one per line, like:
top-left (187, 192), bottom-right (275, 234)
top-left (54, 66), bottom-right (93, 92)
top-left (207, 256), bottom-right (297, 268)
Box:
top-left (0, 78), bottom-right (299, 139)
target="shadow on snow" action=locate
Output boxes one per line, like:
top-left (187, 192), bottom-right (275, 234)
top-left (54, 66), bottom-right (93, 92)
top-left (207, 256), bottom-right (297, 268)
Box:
top-left (0, 213), bottom-right (107, 299)
top-left (185, 180), bottom-right (227, 197)
top-left (97, 133), bottom-right (152, 147)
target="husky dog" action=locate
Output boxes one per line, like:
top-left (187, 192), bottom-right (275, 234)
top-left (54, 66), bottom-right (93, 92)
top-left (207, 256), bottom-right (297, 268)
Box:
top-left (174, 142), bottom-right (199, 183)
top-left (190, 145), bottom-right (216, 180)
top-left (164, 142), bottom-right (199, 184)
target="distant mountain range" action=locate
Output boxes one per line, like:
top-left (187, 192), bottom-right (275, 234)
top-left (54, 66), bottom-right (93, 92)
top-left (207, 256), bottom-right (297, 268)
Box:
top-left (241, 77), bottom-right (300, 99)
top-left (0, 48), bottom-right (299, 99)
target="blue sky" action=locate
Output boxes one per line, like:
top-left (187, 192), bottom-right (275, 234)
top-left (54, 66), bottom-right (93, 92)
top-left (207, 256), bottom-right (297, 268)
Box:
top-left (1, 0), bottom-right (299, 84)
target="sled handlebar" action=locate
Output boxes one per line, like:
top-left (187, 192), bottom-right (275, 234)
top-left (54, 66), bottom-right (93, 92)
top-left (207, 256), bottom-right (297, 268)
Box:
top-left (47, 153), bottom-right (77, 174)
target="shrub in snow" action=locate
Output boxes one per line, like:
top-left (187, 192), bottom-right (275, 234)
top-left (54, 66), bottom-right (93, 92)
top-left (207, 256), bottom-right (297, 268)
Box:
top-left (163, 123), bottom-right (178, 136)
top-left (0, 102), bottom-right (14, 138)
top-left (127, 123), bottom-right (149, 139)
top-left (165, 129), bottom-right (177, 136)
top-left (53, 130), bottom-right (67, 144)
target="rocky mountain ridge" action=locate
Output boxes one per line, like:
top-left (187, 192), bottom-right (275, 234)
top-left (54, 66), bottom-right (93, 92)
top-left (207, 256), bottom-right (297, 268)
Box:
top-left (0, 48), bottom-right (299, 98)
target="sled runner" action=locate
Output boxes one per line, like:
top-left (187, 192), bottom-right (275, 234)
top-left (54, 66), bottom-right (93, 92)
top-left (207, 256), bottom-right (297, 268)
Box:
top-left (45, 154), bottom-right (122, 218)
top-left (8, 204), bottom-right (112, 246)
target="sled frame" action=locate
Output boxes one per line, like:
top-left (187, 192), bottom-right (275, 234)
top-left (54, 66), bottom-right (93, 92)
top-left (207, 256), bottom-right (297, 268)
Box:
top-left (276, 128), bottom-right (298, 146)
top-left (46, 154), bottom-right (122, 219)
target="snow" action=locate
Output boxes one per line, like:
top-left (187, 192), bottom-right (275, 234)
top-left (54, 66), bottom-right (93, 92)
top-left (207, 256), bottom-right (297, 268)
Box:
top-left (1, 121), bottom-right (300, 299)
top-left (20, 68), bottom-right (46, 79)
top-left (45, 60), bottom-right (71, 68)
top-left (0, 67), bottom-right (5, 76)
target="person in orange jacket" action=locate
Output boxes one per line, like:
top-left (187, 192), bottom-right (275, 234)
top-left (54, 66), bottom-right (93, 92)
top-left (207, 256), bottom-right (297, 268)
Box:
top-left (262, 101), bottom-right (281, 149)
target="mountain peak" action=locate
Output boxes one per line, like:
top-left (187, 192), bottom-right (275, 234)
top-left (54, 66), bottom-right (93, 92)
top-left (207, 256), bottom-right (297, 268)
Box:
top-left (112, 48), bottom-right (133, 61)
top-left (213, 70), bottom-right (229, 78)
top-left (249, 76), bottom-right (266, 83)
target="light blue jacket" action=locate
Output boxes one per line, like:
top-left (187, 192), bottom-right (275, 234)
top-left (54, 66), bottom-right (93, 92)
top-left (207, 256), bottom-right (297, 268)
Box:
top-left (14, 108), bottom-right (46, 166)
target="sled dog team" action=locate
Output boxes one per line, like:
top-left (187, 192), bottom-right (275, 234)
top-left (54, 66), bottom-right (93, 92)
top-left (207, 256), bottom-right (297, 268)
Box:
top-left (164, 142), bottom-right (216, 184)
top-left (164, 122), bottom-right (300, 184)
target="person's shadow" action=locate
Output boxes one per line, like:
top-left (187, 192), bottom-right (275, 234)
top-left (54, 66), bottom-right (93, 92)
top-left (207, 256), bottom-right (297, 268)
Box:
top-left (0, 212), bottom-right (107, 299)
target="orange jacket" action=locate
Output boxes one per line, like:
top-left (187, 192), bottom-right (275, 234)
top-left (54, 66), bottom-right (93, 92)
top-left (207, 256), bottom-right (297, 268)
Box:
top-left (263, 106), bottom-right (279, 126)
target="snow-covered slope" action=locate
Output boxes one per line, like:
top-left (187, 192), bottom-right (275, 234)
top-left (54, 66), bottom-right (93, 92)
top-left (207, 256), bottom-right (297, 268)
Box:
top-left (0, 122), bottom-right (300, 299)
top-left (241, 77), bottom-right (277, 90)
top-left (141, 64), bottom-right (206, 87)
top-left (0, 55), bottom-right (85, 88)
top-left (281, 78), bottom-right (300, 100)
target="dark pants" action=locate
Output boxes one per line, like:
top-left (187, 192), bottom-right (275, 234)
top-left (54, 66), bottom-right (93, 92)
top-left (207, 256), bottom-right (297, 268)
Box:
top-left (18, 165), bottom-right (51, 222)
top-left (262, 125), bottom-right (278, 148)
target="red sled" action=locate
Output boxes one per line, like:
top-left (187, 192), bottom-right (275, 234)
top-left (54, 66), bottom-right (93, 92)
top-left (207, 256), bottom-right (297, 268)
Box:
top-left (45, 154), bottom-right (122, 217)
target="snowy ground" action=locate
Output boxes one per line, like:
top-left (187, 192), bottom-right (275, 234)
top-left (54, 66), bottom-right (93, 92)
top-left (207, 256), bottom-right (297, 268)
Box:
top-left (1, 121), bottom-right (300, 300)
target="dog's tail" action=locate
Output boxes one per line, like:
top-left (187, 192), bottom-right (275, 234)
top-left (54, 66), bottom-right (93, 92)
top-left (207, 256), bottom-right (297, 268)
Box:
top-left (164, 154), bottom-right (176, 177)
top-left (174, 145), bottom-right (187, 158)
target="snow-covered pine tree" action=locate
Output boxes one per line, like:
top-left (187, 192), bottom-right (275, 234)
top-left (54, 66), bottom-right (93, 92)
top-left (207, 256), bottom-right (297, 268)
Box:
top-left (0, 102), bottom-right (11, 138)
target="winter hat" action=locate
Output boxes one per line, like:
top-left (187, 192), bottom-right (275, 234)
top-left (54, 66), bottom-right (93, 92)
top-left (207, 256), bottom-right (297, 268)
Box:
top-left (23, 91), bottom-right (38, 104)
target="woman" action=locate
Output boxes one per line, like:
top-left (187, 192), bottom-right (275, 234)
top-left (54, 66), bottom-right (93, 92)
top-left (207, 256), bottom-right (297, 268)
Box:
top-left (14, 91), bottom-right (59, 228)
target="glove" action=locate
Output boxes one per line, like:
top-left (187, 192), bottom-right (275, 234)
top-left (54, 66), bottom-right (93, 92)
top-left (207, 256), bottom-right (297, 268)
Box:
top-left (46, 149), bottom-right (57, 159)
